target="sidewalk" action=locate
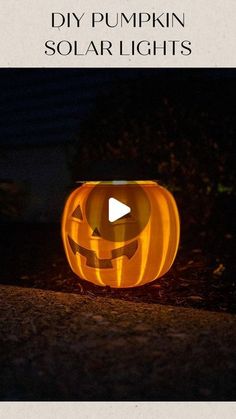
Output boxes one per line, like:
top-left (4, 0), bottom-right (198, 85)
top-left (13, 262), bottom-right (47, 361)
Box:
top-left (0, 285), bottom-right (236, 400)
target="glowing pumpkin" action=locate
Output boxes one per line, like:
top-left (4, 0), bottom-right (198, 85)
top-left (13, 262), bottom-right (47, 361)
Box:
top-left (62, 181), bottom-right (180, 288)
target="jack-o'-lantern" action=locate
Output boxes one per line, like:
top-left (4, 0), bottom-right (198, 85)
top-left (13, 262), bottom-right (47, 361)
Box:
top-left (61, 181), bottom-right (180, 288)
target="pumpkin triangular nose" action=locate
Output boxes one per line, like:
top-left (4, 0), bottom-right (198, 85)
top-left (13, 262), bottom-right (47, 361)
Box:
top-left (92, 227), bottom-right (101, 237)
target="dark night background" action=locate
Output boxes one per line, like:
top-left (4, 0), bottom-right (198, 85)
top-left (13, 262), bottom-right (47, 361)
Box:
top-left (0, 68), bottom-right (235, 312)
top-left (0, 68), bottom-right (235, 221)
top-left (1, 68), bottom-right (236, 401)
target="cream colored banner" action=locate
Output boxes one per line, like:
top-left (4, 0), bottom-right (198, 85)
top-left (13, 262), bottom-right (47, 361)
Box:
top-left (0, 0), bottom-right (235, 67)
top-left (0, 402), bottom-right (236, 419)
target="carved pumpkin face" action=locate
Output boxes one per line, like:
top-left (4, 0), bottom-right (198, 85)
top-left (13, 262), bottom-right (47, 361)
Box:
top-left (62, 181), bottom-right (180, 288)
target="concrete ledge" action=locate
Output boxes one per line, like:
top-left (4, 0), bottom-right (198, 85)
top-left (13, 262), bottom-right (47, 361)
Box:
top-left (0, 285), bottom-right (236, 400)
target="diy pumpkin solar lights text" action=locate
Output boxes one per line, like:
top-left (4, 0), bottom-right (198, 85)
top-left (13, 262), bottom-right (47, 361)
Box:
top-left (44, 10), bottom-right (192, 57)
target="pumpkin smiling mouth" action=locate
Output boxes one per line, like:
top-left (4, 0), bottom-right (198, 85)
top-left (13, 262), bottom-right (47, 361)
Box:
top-left (68, 236), bottom-right (138, 269)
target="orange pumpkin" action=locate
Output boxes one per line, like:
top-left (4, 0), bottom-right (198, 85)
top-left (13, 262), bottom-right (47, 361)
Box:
top-left (61, 181), bottom-right (180, 288)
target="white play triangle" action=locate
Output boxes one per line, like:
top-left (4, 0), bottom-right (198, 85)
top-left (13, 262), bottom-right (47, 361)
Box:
top-left (108, 197), bottom-right (131, 223)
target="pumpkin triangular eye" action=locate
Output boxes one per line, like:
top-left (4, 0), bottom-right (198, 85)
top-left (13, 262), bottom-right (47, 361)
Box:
top-left (72, 205), bottom-right (83, 220)
top-left (92, 227), bottom-right (101, 237)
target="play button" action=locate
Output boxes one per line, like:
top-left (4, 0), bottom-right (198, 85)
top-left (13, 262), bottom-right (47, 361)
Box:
top-left (85, 181), bottom-right (150, 242)
top-left (108, 197), bottom-right (131, 222)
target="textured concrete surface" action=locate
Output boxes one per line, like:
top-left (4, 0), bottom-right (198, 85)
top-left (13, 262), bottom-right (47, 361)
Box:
top-left (0, 285), bottom-right (236, 401)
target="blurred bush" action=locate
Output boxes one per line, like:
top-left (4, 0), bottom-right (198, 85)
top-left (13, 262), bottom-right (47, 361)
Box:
top-left (71, 76), bottom-right (236, 230)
